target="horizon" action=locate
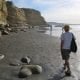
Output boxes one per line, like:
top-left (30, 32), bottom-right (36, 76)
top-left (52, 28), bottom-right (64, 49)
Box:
top-left (6, 0), bottom-right (80, 24)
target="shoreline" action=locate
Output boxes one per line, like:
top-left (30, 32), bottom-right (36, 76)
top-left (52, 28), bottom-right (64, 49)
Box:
top-left (0, 29), bottom-right (62, 80)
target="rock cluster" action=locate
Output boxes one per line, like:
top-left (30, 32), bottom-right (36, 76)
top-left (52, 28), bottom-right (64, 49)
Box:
top-left (18, 56), bottom-right (42, 78)
top-left (19, 65), bottom-right (42, 78)
top-left (9, 56), bottom-right (42, 78)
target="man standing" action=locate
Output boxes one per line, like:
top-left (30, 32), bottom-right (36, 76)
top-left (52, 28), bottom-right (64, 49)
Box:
top-left (60, 25), bottom-right (75, 76)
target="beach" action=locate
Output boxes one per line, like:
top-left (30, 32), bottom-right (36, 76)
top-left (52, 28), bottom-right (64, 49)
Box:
top-left (0, 27), bottom-right (80, 80)
top-left (0, 28), bottom-right (62, 80)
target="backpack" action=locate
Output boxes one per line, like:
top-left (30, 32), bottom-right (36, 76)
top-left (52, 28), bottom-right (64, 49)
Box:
top-left (70, 33), bottom-right (77, 53)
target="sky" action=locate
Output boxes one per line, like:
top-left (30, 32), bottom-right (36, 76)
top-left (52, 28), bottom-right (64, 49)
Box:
top-left (6, 0), bottom-right (80, 24)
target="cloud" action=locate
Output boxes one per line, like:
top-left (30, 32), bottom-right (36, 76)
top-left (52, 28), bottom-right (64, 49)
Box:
top-left (42, 7), bottom-right (80, 23)
top-left (40, 0), bottom-right (80, 24)
top-left (42, 9), bottom-right (80, 23)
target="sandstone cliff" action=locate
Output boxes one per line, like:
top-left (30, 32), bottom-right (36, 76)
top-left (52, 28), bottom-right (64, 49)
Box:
top-left (0, 1), bottom-right (47, 27)
top-left (6, 1), bottom-right (27, 27)
top-left (22, 8), bottom-right (47, 26)
top-left (0, 0), bottom-right (7, 25)
top-left (6, 1), bottom-right (47, 27)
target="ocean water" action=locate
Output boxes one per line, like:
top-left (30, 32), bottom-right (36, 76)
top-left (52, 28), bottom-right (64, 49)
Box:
top-left (45, 25), bottom-right (80, 37)
top-left (45, 24), bottom-right (80, 52)
top-left (45, 25), bottom-right (80, 72)
top-left (46, 25), bottom-right (79, 38)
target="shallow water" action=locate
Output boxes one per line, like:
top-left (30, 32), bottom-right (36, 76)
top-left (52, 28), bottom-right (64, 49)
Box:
top-left (45, 25), bottom-right (80, 79)
top-left (45, 24), bottom-right (80, 52)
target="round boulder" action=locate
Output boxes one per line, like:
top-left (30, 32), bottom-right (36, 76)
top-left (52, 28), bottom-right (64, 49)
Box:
top-left (18, 67), bottom-right (32, 78)
top-left (31, 65), bottom-right (42, 74)
top-left (22, 65), bottom-right (42, 74)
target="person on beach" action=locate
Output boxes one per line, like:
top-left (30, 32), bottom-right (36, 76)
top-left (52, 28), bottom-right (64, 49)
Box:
top-left (60, 24), bottom-right (75, 75)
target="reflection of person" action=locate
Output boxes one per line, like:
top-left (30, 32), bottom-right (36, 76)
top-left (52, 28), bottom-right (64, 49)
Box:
top-left (60, 25), bottom-right (75, 75)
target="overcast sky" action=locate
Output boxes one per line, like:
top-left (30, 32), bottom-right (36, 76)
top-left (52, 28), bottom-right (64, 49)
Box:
top-left (7, 0), bottom-right (80, 24)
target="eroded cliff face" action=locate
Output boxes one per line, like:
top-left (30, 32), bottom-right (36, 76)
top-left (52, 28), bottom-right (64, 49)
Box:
top-left (22, 8), bottom-right (47, 26)
top-left (6, 1), bottom-right (47, 26)
top-left (0, 1), bottom-right (47, 27)
top-left (6, 1), bottom-right (27, 27)
top-left (0, 0), bottom-right (7, 25)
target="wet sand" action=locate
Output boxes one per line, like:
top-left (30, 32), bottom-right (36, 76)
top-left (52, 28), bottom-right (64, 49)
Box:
top-left (0, 29), bottom-right (71, 80)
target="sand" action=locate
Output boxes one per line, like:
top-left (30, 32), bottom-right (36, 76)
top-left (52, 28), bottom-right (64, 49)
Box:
top-left (0, 29), bottom-right (62, 80)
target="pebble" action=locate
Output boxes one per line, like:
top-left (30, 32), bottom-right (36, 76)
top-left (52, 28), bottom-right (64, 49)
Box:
top-left (0, 54), bottom-right (5, 60)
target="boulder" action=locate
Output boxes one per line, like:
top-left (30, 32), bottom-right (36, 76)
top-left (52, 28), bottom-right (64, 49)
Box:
top-left (2, 30), bottom-right (9, 35)
top-left (18, 67), bottom-right (32, 78)
top-left (22, 65), bottom-right (42, 74)
top-left (32, 65), bottom-right (42, 74)
top-left (21, 56), bottom-right (31, 64)
top-left (7, 28), bottom-right (12, 32)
